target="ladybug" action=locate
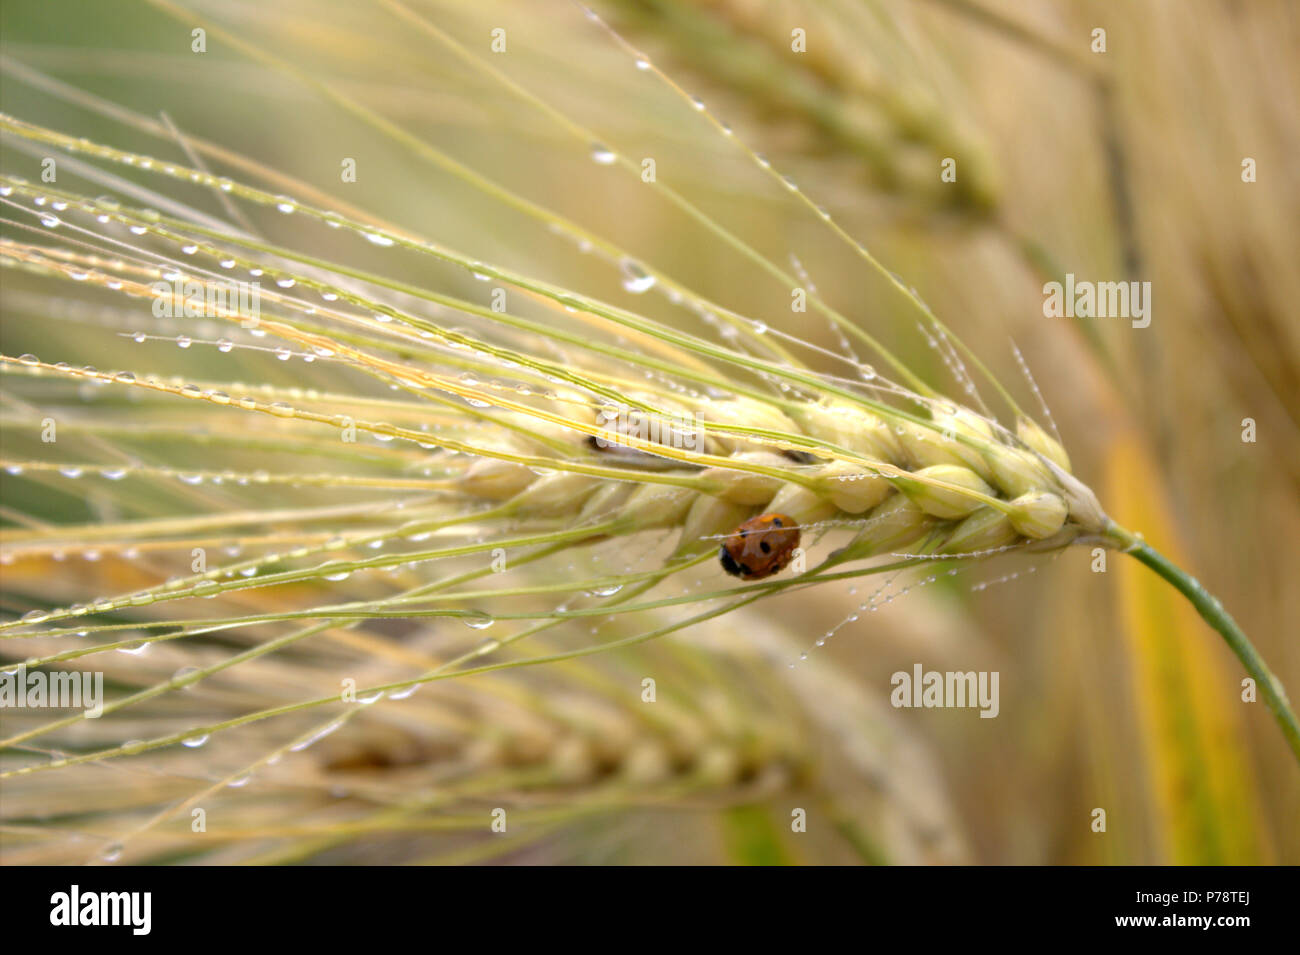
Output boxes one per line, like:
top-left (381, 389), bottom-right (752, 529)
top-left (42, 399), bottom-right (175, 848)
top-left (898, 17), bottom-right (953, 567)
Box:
top-left (719, 512), bottom-right (800, 580)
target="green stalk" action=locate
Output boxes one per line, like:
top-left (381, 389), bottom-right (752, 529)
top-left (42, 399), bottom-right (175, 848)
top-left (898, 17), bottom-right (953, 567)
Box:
top-left (1108, 523), bottom-right (1300, 765)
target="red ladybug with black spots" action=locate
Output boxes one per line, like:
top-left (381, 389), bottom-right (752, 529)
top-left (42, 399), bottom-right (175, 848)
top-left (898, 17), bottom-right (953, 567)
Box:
top-left (719, 512), bottom-right (800, 580)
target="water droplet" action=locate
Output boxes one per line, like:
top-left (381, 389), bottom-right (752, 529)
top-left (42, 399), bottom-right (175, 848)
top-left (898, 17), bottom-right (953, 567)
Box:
top-left (619, 259), bottom-right (656, 294)
top-left (216, 338), bottom-right (234, 353)
top-left (99, 842), bottom-right (124, 862)
top-left (321, 564), bottom-right (352, 582)
top-left (463, 613), bottom-right (495, 630)
top-left (289, 717), bottom-right (345, 752)
top-left (363, 231), bottom-right (395, 246)
top-left (182, 733), bottom-right (209, 748)
top-left (590, 143), bottom-right (617, 165)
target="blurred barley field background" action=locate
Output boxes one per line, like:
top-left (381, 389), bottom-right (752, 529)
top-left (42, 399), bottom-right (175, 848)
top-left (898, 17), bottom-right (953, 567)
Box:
top-left (0, 0), bottom-right (1296, 864)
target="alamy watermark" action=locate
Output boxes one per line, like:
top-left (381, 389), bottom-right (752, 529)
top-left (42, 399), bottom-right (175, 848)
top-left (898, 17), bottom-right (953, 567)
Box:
top-left (1043, 273), bottom-right (1150, 328)
top-left (592, 405), bottom-right (703, 453)
top-left (1, 664), bottom-right (104, 717)
top-left (891, 663), bottom-right (999, 718)
top-left (151, 278), bottom-right (261, 327)
top-left (50, 885), bottom-right (151, 935)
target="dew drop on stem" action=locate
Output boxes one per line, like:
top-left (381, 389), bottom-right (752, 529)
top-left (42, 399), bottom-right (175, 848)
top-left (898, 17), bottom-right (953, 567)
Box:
top-left (619, 259), bottom-right (656, 294)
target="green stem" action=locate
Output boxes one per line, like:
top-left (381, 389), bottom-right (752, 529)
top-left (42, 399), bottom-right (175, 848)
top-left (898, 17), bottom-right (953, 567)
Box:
top-left (1108, 524), bottom-right (1300, 766)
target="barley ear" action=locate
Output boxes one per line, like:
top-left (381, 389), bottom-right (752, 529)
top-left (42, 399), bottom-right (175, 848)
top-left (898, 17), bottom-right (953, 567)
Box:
top-left (1016, 416), bottom-right (1071, 472)
top-left (940, 507), bottom-right (1018, 554)
top-left (1007, 491), bottom-right (1069, 539)
top-left (702, 451), bottom-right (787, 505)
top-left (899, 465), bottom-right (996, 519)
top-left (767, 482), bottom-right (839, 526)
top-left (818, 461), bottom-right (894, 513)
top-left (673, 494), bottom-right (753, 559)
top-left (833, 495), bottom-right (936, 563)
